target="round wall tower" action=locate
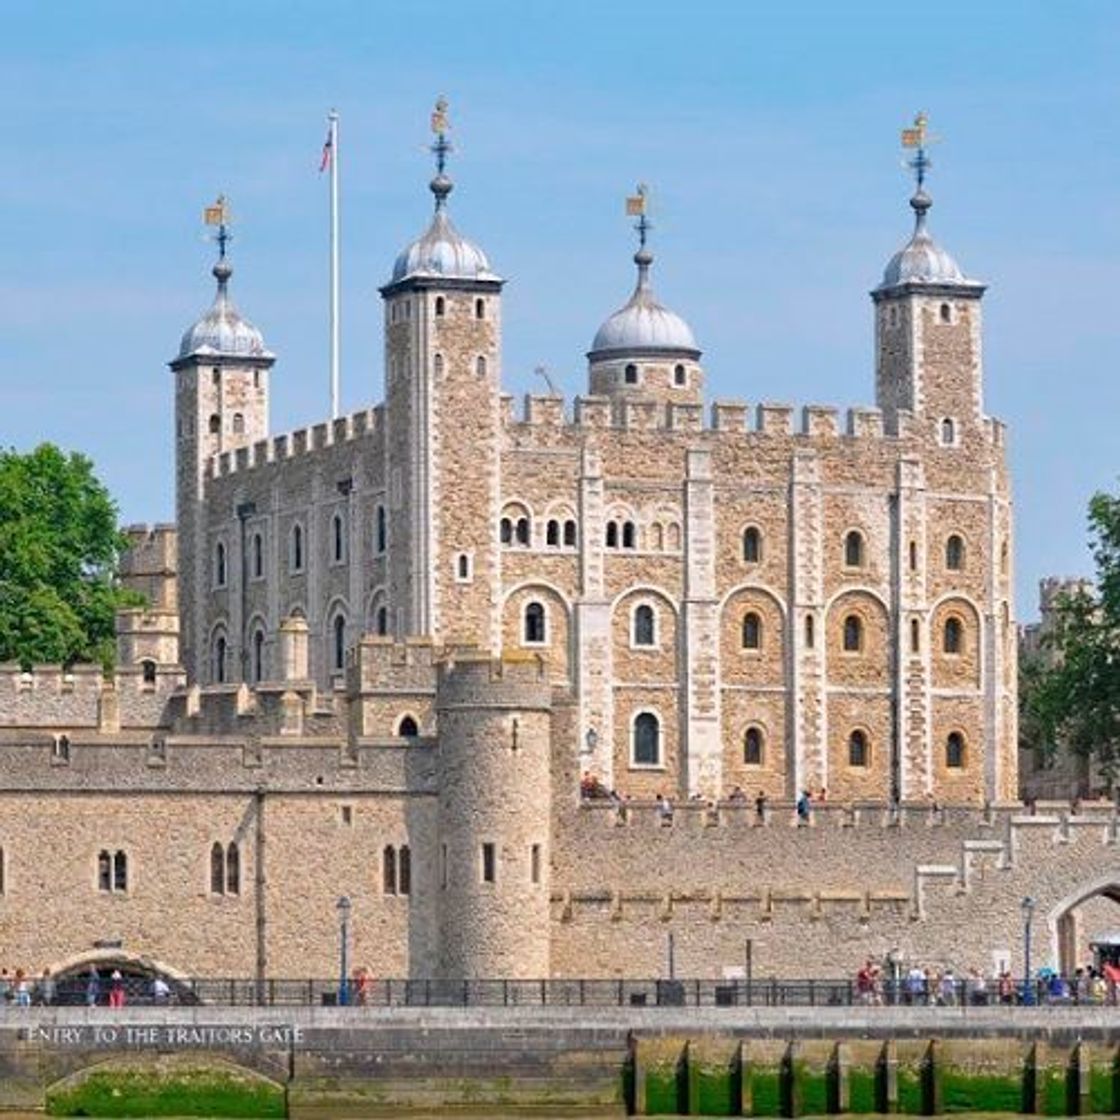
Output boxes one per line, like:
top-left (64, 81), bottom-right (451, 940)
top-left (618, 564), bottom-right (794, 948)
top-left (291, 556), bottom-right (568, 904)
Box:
top-left (435, 651), bottom-right (552, 979)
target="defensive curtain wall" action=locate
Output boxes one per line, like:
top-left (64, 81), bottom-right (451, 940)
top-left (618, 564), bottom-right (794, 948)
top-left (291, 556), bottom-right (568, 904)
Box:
top-left (2, 1005), bottom-right (1120, 1117)
top-left (0, 640), bottom-right (1116, 985)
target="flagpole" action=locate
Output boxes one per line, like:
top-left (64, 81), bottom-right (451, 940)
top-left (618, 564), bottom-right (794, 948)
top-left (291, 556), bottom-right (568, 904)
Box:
top-left (329, 108), bottom-right (340, 420)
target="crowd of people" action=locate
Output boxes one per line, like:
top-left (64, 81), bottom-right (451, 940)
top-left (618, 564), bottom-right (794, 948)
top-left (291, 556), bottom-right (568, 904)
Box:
top-left (0, 967), bottom-right (172, 1007)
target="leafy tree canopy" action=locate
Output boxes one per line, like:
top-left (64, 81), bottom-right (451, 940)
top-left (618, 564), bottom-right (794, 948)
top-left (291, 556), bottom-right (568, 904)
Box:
top-left (0, 443), bottom-right (140, 669)
top-left (1020, 490), bottom-right (1120, 787)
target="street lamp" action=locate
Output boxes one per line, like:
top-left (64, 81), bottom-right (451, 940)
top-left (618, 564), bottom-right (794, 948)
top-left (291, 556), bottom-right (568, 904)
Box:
top-left (1021, 896), bottom-right (1035, 1005)
top-left (336, 895), bottom-right (352, 1007)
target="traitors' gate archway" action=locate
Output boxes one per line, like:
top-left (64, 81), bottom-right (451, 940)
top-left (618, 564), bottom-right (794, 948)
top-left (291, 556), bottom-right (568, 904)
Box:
top-left (1049, 872), bottom-right (1120, 975)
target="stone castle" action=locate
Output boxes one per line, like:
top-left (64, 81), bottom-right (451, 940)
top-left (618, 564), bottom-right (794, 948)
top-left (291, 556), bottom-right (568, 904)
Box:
top-left (2, 109), bottom-right (1117, 986)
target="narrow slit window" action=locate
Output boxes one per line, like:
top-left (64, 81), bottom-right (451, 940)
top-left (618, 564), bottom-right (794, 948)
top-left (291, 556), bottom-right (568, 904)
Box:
top-left (530, 844), bottom-right (541, 884)
top-left (482, 842), bottom-right (496, 883)
top-left (383, 845), bottom-right (397, 895)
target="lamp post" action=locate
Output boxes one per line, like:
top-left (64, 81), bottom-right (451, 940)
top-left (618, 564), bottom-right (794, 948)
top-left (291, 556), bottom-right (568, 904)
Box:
top-left (1021, 895), bottom-right (1035, 1005)
top-left (336, 895), bottom-right (352, 1007)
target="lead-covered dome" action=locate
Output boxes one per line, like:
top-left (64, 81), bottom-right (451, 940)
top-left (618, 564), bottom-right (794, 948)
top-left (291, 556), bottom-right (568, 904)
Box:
top-left (877, 190), bottom-right (981, 292)
top-left (589, 247), bottom-right (699, 358)
top-left (179, 260), bottom-right (272, 360)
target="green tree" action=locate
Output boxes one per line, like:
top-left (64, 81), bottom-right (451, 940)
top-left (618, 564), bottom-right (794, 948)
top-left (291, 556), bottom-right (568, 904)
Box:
top-left (1019, 491), bottom-right (1120, 790)
top-left (0, 443), bottom-right (140, 669)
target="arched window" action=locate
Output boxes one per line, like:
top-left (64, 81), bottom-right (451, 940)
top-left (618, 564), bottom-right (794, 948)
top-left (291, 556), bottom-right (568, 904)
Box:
top-left (546, 520), bottom-right (560, 546)
top-left (399, 845), bottom-right (411, 895)
top-left (332, 513), bottom-right (345, 563)
top-left (433, 353), bottom-right (444, 377)
top-left (113, 850), bottom-right (128, 892)
top-left (214, 635), bottom-right (227, 684)
top-left (524, 602), bottom-right (546, 644)
top-left (210, 842), bottom-right (225, 894)
top-left (939, 302), bottom-right (951, 323)
top-left (98, 850), bottom-right (112, 891)
top-left (212, 368), bottom-right (221, 386)
top-left (946, 732), bottom-right (965, 769)
top-left (226, 842), bottom-right (239, 895)
top-left (209, 414), bottom-right (220, 434)
top-left (633, 604), bottom-right (656, 647)
top-left (398, 715), bottom-right (419, 738)
top-left (332, 614), bottom-right (347, 672)
top-left (475, 298), bottom-right (485, 319)
top-left (375, 506), bottom-right (387, 554)
top-left (375, 606), bottom-right (388, 636)
top-left (383, 845), bottom-right (397, 895)
top-left (290, 524), bottom-right (304, 572)
top-left (941, 417), bottom-right (956, 445)
top-left (674, 363), bottom-right (686, 386)
top-left (624, 363), bottom-right (638, 385)
top-left (844, 530), bottom-right (864, 568)
top-left (563, 520), bottom-right (577, 547)
top-left (946, 534), bottom-right (964, 571)
top-left (214, 541), bottom-right (227, 587)
top-left (252, 533), bottom-right (263, 579)
top-left (742, 526), bottom-right (761, 563)
top-left (804, 614), bottom-right (814, 648)
top-left (741, 612), bottom-right (762, 650)
top-left (667, 523), bottom-right (681, 550)
top-left (621, 521), bottom-right (636, 549)
top-left (605, 521), bottom-right (619, 549)
top-left (232, 412), bottom-right (244, 434)
top-left (476, 355), bottom-right (487, 377)
top-left (650, 523), bottom-right (664, 551)
top-left (435, 295), bottom-right (445, 317)
top-left (141, 659), bottom-right (157, 685)
top-left (457, 553), bottom-right (470, 580)
top-left (515, 517), bottom-right (530, 546)
top-left (744, 726), bottom-right (764, 766)
top-left (848, 730), bottom-right (868, 768)
top-left (500, 517), bottom-right (512, 545)
top-left (944, 616), bottom-right (963, 654)
top-left (252, 628), bottom-right (265, 683)
top-left (910, 618), bottom-right (920, 653)
top-left (842, 614), bottom-right (862, 653)
top-left (632, 712), bottom-right (660, 766)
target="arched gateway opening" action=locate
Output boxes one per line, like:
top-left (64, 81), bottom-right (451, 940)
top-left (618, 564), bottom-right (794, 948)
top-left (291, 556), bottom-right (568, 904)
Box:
top-left (1049, 873), bottom-right (1120, 976)
top-left (46, 950), bottom-right (198, 1006)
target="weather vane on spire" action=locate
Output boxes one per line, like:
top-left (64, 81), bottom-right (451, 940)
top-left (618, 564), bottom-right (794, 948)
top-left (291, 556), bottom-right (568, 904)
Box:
top-left (430, 96), bottom-right (452, 175)
top-left (625, 183), bottom-right (651, 248)
top-left (900, 111), bottom-right (938, 191)
top-left (203, 194), bottom-right (232, 260)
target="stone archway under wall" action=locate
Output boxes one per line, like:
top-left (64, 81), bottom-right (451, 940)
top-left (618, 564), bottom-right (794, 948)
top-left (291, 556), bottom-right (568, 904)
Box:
top-left (45, 949), bottom-right (200, 1006)
top-left (1047, 871), bottom-right (1120, 975)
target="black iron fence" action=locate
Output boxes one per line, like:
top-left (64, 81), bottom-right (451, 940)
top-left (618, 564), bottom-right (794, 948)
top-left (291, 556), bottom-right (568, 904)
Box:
top-left (18, 975), bottom-right (1118, 1009)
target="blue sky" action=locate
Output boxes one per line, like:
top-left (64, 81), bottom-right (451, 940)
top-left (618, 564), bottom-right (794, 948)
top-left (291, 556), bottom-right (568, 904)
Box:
top-left (1, 0), bottom-right (1117, 618)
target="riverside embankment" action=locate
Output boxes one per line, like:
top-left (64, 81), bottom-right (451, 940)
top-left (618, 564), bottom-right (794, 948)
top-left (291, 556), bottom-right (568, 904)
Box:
top-left (1, 1004), bottom-right (1118, 1116)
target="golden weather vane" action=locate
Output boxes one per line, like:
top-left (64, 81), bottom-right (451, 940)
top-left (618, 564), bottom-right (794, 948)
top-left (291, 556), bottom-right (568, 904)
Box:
top-left (625, 183), bottom-right (651, 247)
top-left (899, 111), bottom-right (940, 190)
top-left (203, 194), bottom-right (232, 259)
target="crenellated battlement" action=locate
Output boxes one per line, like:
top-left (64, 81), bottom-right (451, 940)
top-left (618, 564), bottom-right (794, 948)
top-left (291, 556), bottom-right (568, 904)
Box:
top-left (206, 405), bottom-right (385, 481)
top-left (436, 648), bottom-right (552, 711)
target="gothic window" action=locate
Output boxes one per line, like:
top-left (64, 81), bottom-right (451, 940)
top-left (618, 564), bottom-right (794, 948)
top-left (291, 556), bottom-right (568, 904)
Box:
top-left (435, 295), bottom-right (445, 317)
top-left (741, 612), bottom-right (762, 650)
top-left (214, 541), bottom-right (227, 588)
top-left (226, 843), bottom-right (240, 895)
top-left (332, 614), bottom-right (346, 671)
top-left (252, 532), bottom-right (263, 579)
top-left (632, 712), bottom-right (661, 766)
top-left (512, 517), bottom-right (529, 546)
top-left (332, 513), bottom-right (346, 564)
top-left (842, 614), bottom-right (862, 653)
top-left (213, 634), bottom-right (227, 684)
top-left (523, 601), bottom-right (546, 644)
top-left (252, 628), bottom-right (265, 683)
top-left (209, 414), bottom-right (220, 434)
top-left (621, 521), bottom-right (636, 549)
top-left (475, 298), bottom-right (485, 319)
top-left (210, 842), bottom-right (225, 894)
top-left (941, 417), bottom-right (956, 446)
top-left (943, 616), bottom-right (963, 654)
top-left (376, 506), bottom-right (387, 553)
top-left (667, 522), bottom-right (681, 550)
top-left (113, 850), bottom-right (128, 892)
top-left (605, 521), bottom-right (619, 549)
top-left (674, 363), bottom-right (686, 386)
top-left (98, 850), bottom-right (112, 892)
top-left (910, 618), bottom-right (920, 653)
top-left (141, 660), bottom-right (157, 685)
top-left (546, 519), bottom-right (560, 546)
top-left (946, 732), bottom-right (965, 769)
top-left (476, 355), bottom-right (487, 377)
top-left (633, 604), bottom-right (656, 647)
top-left (744, 726), bottom-right (764, 765)
top-left (398, 715), bottom-right (419, 738)
top-left (383, 845), bottom-right (398, 895)
top-left (742, 526), bottom-right (762, 563)
top-left (804, 614), bottom-right (814, 648)
top-left (375, 607), bottom-right (388, 636)
top-left (399, 845), bottom-right (411, 895)
top-left (500, 518), bottom-right (512, 545)
top-left (946, 534), bottom-right (964, 571)
top-left (650, 523), bottom-right (664, 551)
top-left (290, 524), bottom-right (304, 573)
top-left (844, 530), bottom-right (864, 568)
top-left (624, 363), bottom-right (638, 385)
top-left (232, 412), bottom-right (244, 434)
top-left (563, 520), bottom-right (577, 547)
top-left (848, 730), bottom-right (868, 768)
